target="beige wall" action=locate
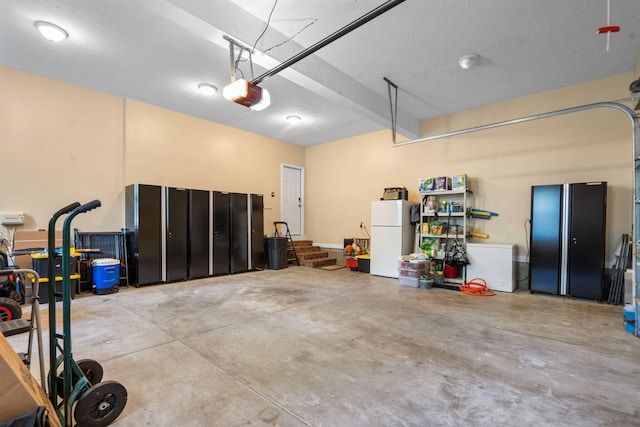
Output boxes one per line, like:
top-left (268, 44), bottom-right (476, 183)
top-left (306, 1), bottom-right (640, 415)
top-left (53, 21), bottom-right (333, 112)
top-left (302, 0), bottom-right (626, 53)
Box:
top-left (0, 65), bottom-right (124, 232)
top-left (0, 65), bottom-right (304, 236)
top-left (1, 64), bottom-right (635, 264)
top-left (306, 73), bottom-right (634, 263)
top-left (123, 100), bottom-right (305, 228)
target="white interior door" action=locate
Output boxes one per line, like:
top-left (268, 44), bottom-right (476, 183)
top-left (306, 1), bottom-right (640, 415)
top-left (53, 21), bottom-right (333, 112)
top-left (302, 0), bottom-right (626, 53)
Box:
top-left (281, 164), bottom-right (303, 236)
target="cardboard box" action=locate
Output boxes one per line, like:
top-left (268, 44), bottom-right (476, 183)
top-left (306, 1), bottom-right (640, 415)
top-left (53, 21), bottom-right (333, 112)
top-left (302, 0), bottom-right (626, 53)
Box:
top-left (0, 333), bottom-right (61, 426)
top-left (13, 230), bottom-right (62, 271)
top-left (452, 174), bottom-right (468, 190)
top-left (434, 176), bottom-right (451, 191)
top-left (418, 178), bottom-right (434, 192)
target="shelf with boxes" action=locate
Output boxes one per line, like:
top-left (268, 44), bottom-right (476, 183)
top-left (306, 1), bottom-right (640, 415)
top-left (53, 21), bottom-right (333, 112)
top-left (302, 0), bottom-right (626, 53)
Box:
top-left (418, 175), bottom-right (472, 287)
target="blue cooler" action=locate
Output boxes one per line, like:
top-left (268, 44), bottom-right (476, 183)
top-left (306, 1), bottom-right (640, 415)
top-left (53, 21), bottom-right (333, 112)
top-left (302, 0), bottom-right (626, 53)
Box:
top-left (623, 304), bottom-right (636, 334)
top-left (92, 258), bottom-right (120, 294)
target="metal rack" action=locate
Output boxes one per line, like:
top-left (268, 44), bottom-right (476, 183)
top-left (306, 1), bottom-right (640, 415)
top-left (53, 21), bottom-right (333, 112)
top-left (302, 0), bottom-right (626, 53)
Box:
top-left (419, 189), bottom-right (472, 287)
top-left (73, 229), bottom-right (130, 291)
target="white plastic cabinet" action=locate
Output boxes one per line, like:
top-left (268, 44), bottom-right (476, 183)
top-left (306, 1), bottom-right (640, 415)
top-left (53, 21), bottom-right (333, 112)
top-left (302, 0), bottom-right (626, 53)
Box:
top-left (466, 243), bottom-right (516, 292)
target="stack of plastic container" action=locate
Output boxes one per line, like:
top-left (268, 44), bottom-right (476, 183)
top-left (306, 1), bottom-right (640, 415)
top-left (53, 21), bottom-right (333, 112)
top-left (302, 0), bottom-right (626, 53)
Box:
top-left (398, 259), bottom-right (430, 288)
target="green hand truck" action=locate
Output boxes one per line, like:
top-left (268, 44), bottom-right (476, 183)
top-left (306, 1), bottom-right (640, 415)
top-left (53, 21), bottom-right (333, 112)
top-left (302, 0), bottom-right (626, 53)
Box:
top-left (47, 201), bottom-right (127, 427)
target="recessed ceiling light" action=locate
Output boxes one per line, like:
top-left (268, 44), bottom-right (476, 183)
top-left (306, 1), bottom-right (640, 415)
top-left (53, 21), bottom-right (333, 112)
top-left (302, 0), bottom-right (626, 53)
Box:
top-left (286, 115), bottom-right (302, 124)
top-left (198, 83), bottom-right (218, 96)
top-left (458, 54), bottom-right (480, 70)
top-left (35, 21), bottom-right (68, 42)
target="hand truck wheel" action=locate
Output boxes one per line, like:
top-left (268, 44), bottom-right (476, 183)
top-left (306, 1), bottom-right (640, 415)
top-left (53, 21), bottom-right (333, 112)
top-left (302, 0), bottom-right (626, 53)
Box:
top-left (9, 289), bottom-right (25, 305)
top-left (56, 359), bottom-right (104, 398)
top-left (0, 296), bottom-right (21, 321)
top-left (74, 381), bottom-right (127, 427)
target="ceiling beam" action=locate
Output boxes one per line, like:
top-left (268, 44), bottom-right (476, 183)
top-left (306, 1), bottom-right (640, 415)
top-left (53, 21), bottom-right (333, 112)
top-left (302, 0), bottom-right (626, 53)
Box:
top-left (144, 0), bottom-right (421, 139)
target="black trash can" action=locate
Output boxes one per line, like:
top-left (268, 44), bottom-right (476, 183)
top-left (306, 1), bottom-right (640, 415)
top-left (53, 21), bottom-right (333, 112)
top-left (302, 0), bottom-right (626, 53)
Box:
top-left (266, 237), bottom-right (288, 270)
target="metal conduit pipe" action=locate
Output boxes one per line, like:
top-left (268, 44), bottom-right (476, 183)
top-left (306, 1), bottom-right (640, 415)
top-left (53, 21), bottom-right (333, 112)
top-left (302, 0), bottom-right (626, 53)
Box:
top-left (392, 101), bottom-right (638, 148)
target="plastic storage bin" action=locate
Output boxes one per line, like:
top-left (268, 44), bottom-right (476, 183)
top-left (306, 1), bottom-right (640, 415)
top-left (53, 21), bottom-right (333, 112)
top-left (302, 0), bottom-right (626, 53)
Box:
top-left (399, 260), bottom-right (429, 270)
top-left (399, 276), bottom-right (420, 288)
top-left (92, 258), bottom-right (120, 294)
top-left (421, 278), bottom-right (434, 289)
top-left (39, 275), bottom-right (79, 303)
top-left (356, 255), bottom-right (370, 273)
top-left (398, 268), bottom-right (426, 278)
top-left (31, 253), bottom-right (75, 278)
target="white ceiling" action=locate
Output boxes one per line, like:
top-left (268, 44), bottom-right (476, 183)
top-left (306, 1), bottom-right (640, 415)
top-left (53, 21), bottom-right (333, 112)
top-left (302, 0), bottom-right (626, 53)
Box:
top-left (1, 0), bottom-right (639, 146)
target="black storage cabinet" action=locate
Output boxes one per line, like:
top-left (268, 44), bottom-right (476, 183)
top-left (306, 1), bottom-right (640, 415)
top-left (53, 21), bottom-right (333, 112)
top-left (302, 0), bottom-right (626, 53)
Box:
top-left (266, 237), bottom-right (288, 270)
top-left (529, 182), bottom-right (607, 299)
top-left (126, 185), bottom-right (264, 283)
top-left (125, 184), bottom-right (163, 286)
top-left (212, 191), bottom-right (230, 276)
top-left (250, 194), bottom-right (266, 270)
top-left (188, 189), bottom-right (211, 279)
top-left (566, 182), bottom-right (607, 299)
top-left (529, 185), bottom-right (563, 295)
top-left (230, 193), bottom-right (249, 273)
top-left (166, 187), bottom-right (189, 282)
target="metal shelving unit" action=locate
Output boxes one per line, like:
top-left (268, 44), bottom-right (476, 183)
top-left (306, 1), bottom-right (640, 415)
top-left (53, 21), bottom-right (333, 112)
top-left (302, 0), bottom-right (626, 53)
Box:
top-left (419, 189), bottom-right (472, 286)
top-left (73, 229), bottom-right (130, 291)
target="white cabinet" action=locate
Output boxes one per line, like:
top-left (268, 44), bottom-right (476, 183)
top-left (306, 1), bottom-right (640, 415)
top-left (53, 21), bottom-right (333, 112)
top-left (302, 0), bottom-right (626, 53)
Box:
top-left (466, 243), bottom-right (516, 292)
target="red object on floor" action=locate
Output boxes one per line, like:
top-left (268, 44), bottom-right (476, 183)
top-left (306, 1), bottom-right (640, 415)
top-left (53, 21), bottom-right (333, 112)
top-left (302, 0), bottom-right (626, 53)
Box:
top-left (345, 258), bottom-right (358, 269)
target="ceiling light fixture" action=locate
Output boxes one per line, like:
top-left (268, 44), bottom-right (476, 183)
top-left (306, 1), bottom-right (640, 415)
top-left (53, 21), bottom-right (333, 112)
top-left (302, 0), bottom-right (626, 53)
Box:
top-left (34, 21), bottom-right (68, 42)
top-left (222, 79), bottom-right (270, 111)
top-left (286, 115), bottom-right (302, 124)
top-left (198, 83), bottom-right (218, 96)
top-left (458, 54), bottom-right (480, 70)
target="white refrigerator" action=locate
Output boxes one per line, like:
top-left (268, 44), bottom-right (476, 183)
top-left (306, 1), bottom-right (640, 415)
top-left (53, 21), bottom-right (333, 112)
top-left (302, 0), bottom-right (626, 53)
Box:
top-left (370, 200), bottom-right (415, 278)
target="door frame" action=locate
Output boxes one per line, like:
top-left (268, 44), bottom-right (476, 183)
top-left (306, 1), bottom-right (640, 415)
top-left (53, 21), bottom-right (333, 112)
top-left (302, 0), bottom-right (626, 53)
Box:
top-left (280, 163), bottom-right (304, 237)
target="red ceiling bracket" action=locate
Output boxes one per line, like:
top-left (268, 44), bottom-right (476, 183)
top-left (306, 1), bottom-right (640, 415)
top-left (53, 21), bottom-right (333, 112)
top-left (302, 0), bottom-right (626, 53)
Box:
top-left (596, 25), bottom-right (620, 33)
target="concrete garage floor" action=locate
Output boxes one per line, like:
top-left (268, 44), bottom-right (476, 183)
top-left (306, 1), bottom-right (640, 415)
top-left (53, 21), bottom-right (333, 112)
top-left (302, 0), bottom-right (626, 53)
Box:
top-left (8, 266), bottom-right (640, 426)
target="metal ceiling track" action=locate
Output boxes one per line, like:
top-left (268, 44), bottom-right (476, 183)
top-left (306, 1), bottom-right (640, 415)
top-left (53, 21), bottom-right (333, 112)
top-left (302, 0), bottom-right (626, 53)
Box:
top-left (392, 101), bottom-right (637, 147)
top-left (250, 0), bottom-right (406, 85)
